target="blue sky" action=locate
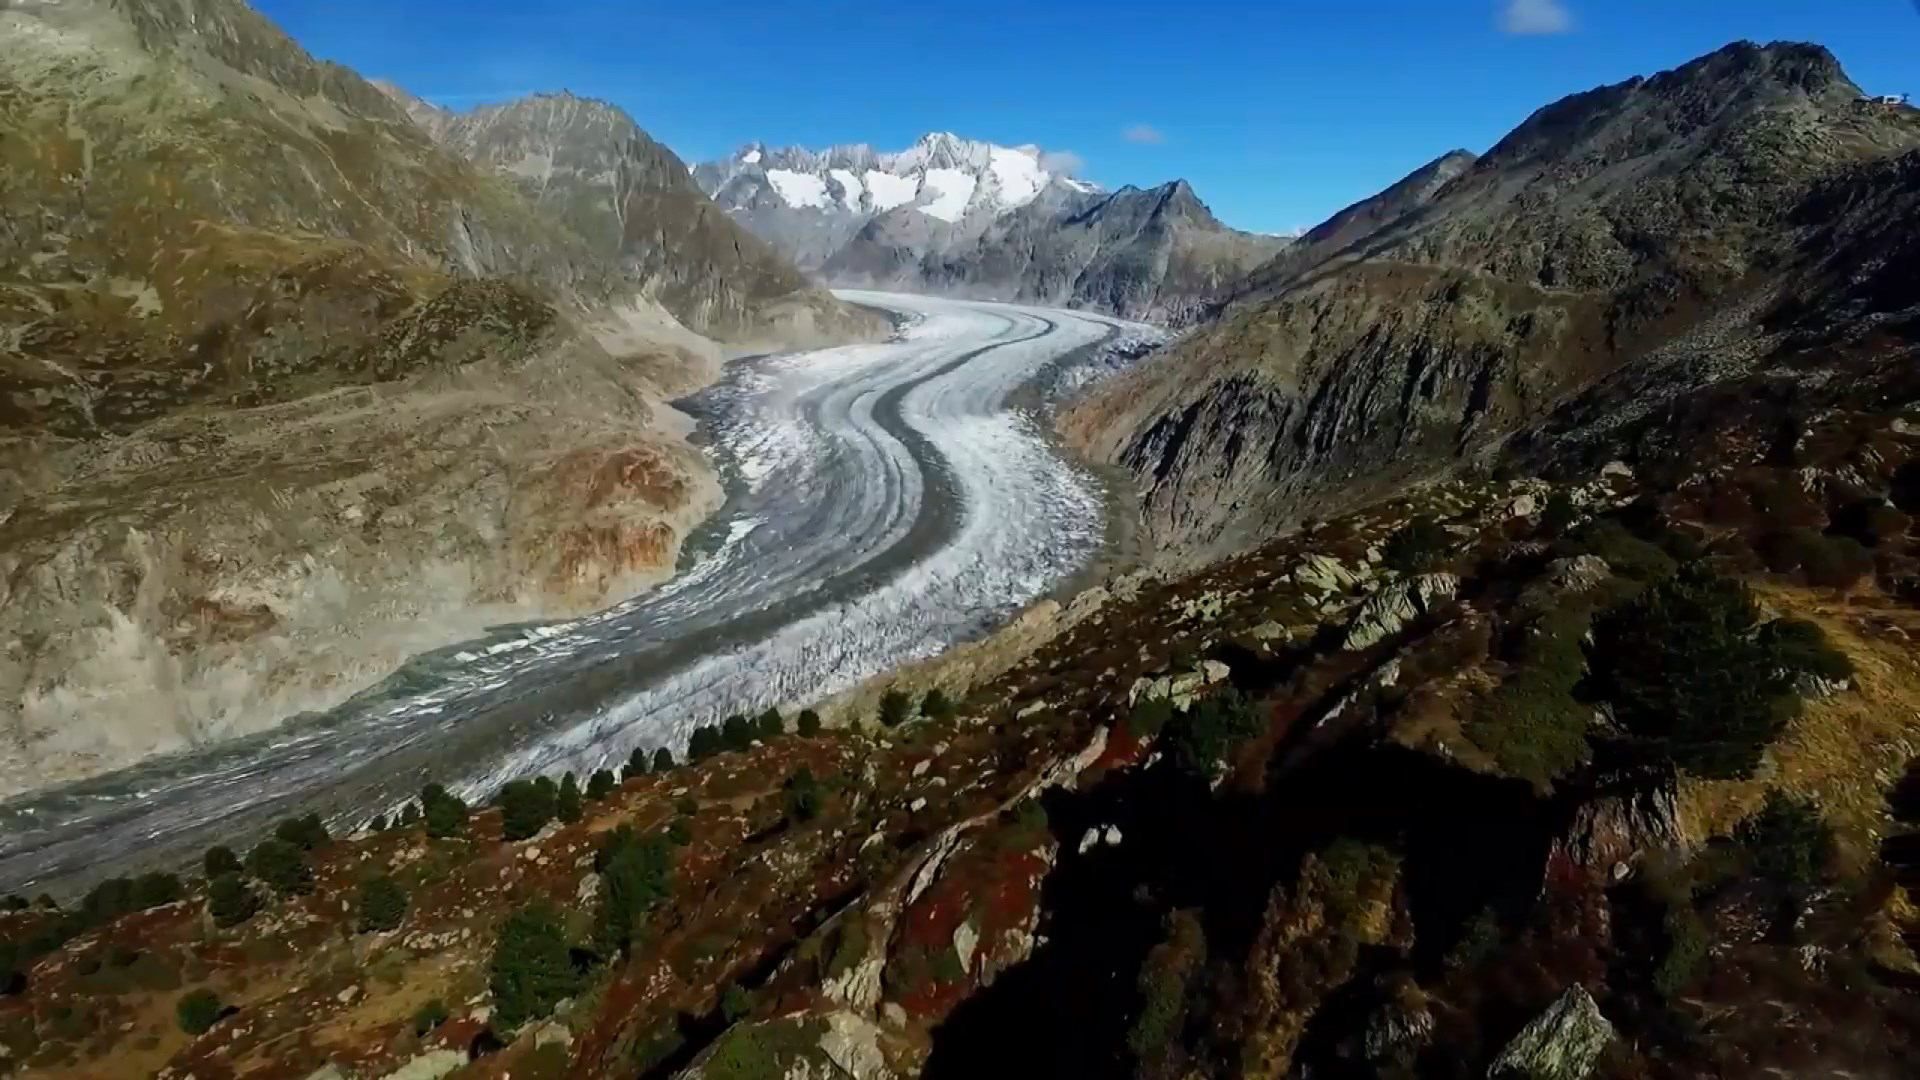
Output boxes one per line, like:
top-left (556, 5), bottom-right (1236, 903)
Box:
top-left (257, 0), bottom-right (1920, 234)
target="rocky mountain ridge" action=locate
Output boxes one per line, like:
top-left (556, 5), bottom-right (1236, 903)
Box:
top-left (1066, 40), bottom-right (1920, 564)
top-left (698, 133), bottom-right (1286, 322)
top-left (380, 86), bottom-right (882, 348)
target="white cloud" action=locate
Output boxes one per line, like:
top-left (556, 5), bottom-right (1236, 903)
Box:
top-left (1498, 0), bottom-right (1572, 35)
top-left (1121, 123), bottom-right (1165, 145)
top-left (1039, 150), bottom-right (1086, 176)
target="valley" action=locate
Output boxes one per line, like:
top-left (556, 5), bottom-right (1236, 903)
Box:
top-left (0, 294), bottom-right (1153, 899)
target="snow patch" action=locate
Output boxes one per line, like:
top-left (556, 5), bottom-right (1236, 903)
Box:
top-left (919, 168), bottom-right (977, 222)
top-left (987, 145), bottom-right (1047, 209)
top-left (766, 168), bottom-right (830, 209)
top-left (865, 169), bottom-right (917, 211)
top-left (741, 149), bottom-right (762, 164)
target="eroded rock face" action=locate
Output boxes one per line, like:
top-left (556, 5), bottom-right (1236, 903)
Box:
top-left (1549, 771), bottom-right (1689, 882)
top-left (1488, 986), bottom-right (1615, 1080)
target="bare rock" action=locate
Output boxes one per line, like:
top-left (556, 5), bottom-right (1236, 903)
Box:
top-left (1342, 573), bottom-right (1458, 650)
top-left (1488, 986), bottom-right (1614, 1080)
top-left (1550, 771), bottom-right (1688, 880)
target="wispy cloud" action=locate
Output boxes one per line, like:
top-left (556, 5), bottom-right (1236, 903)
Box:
top-left (1039, 150), bottom-right (1086, 176)
top-left (1121, 123), bottom-right (1165, 145)
top-left (1498, 0), bottom-right (1573, 35)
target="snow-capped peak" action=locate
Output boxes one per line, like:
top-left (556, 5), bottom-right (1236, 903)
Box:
top-left (698, 132), bottom-right (1094, 225)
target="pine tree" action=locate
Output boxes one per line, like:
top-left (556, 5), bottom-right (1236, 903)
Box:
top-left (207, 874), bottom-right (260, 928)
top-left (557, 773), bottom-right (584, 824)
top-left (356, 875), bottom-right (408, 933)
top-left (489, 903), bottom-right (583, 1029)
top-left (587, 769), bottom-right (617, 801)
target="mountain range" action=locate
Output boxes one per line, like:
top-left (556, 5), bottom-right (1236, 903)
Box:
top-left (697, 135), bottom-right (1287, 323)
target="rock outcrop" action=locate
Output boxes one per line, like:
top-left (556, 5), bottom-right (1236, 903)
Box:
top-left (1065, 42), bottom-right (1920, 566)
top-left (1488, 986), bottom-right (1615, 1080)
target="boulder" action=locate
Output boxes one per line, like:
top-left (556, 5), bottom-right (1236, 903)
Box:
top-left (1488, 986), bottom-right (1614, 1080)
top-left (1342, 573), bottom-right (1458, 650)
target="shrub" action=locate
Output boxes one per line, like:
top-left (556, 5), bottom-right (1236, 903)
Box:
top-left (1759, 618), bottom-right (1854, 683)
top-left (627, 747), bottom-right (651, 777)
top-left (489, 903), bottom-right (584, 1030)
top-left (1540, 489), bottom-right (1579, 537)
top-left (176, 988), bottom-right (224, 1035)
top-left (1467, 613), bottom-right (1592, 786)
top-left (0, 895), bottom-right (25, 913)
top-left (921, 689), bottom-right (955, 721)
top-left (246, 839), bottom-right (314, 897)
top-left (207, 874), bottom-right (260, 928)
top-left (1585, 567), bottom-right (1801, 779)
top-left (1126, 910), bottom-right (1207, 1070)
top-left (557, 773), bottom-right (584, 824)
top-left (1735, 790), bottom-right (1835, 891)
top-left (370, 815), bottom-right (389, 833)
top-left (399, 802), bottom-right (422, 828)
top-left (796, 709), bottom-right (823, 737)
top-left (420, 784), bottom-right (468, 839)
top-left (595, 831), bottom-right (673, 956)
top-left (413, 998), bottom-right (450, 1036)
top-left (1828, 498), bottom-right (1911, 548)
top-left (132, 873), bottom-right (183, 910)
top-left (784, 768), bottom-right (824, 823)
top-left (273, 813), bottom-right (330, 852)
top-left (1568, 519), bottom-right (1676, 582)
top-left (687, 726), bottom-right (723, 761)
top-left (666, 818), bottom-right (693, 846)
top-left (1383, 515), bottom-right (1450, 574)
top-left (203, 846), bottom-right (241, 879)
top-left (79, 879), bottom-right (137, 925)
top-left (1163, 690), bottom-right (1264, 777)
top-left (757, 708), bottom-right (785, 738)
top-left (1758, 528), bottom-right (1873, 588)
top-left (652, 747), bottom-right (674, 772)
top-left (587, 769), bottom-right (617, 801)
top-left (356, 875), bottom-right (408, 934)
top-left (675, 795), bottom-right (699, 817)
top-left (499, 779), bottom-right (557, 841)
top-left (720, 984), bottom-right (754, 1022)
top-left (878, 690), bottom-right (914, 728)
top-left (1127, 696), bottom-right (1176, 741)
top-left (1653, 904), bottom-right (1708, 999)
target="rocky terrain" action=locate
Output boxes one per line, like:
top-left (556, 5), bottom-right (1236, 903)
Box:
top-left (1066, 41), bottom-right (1920, 566)
top-left (7, 397), bottom-right (1920, 1077)
top-left (0, 0), bottom-right (874, 797)
top-left (697, 135), bottom-right (1284, 322)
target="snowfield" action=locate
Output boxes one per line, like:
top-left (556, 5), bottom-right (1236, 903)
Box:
top-left (0, 294), bottom-right (1154, 895)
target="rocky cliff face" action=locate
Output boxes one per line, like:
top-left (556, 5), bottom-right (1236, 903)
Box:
top-left (699, 134), bottom-right (1283, 322)
top-left (382, 88), bottom-right (884, 348)
top-left (1066, 41), bottom-right (1920, 565)
top-left (0, 0), bottom-right (838, 796)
